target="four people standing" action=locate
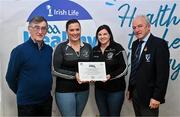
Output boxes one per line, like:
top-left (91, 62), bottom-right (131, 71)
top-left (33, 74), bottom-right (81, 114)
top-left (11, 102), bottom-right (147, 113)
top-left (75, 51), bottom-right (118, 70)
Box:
top-left (6, 16), bottom-right (53, 116)
top-left (92, 25), bottom-right (128, 116)
top-left (52, 19), bottom-right (92, 116)
top-left (127, 15), bottom-right (170, 116)
top-left (5, 15), bottom-right (170, 116)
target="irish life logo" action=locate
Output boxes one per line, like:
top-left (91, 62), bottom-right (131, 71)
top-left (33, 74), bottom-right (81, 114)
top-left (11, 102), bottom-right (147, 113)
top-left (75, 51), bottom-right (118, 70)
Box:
top-left (22, 0), bottom-right (97, 48)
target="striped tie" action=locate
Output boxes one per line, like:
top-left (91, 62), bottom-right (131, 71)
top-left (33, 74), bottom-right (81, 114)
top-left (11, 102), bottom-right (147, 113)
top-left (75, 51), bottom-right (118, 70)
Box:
top-left (129, 41), bottom-right (144, 85)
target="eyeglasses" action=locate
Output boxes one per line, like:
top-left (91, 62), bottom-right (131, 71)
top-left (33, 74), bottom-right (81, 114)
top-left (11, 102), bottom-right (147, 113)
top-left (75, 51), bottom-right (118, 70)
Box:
top-left (30, 25), bottom-right (47, 33)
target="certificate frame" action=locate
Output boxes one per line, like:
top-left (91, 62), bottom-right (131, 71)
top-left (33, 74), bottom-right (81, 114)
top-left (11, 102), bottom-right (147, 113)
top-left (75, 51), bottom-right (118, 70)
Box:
top-left (78, 62), bottom-right (106, 81)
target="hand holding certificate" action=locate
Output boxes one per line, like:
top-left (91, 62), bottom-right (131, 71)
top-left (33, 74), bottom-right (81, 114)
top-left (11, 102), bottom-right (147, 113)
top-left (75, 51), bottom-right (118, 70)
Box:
top-left (78, 62), bottom-right (107, 81)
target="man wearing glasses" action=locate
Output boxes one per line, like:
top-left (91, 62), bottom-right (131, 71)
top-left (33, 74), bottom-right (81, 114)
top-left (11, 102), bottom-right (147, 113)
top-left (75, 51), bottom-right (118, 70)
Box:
top-left (6, 16), bottom-right (53, 116)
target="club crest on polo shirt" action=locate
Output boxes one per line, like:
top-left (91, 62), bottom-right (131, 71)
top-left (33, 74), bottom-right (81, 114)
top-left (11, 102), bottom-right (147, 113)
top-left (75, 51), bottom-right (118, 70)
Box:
top-left (107, 52), bottom-right (113, 60)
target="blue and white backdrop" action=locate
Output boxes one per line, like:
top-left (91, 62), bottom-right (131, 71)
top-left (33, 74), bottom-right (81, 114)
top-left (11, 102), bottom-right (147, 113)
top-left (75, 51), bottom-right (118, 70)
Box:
top-left (0, 0), bottom-right (179, 116)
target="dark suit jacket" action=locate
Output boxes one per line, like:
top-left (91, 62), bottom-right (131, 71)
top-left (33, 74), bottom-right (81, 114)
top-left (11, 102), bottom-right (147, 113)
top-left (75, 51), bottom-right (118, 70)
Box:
top-left (128, 34), bottom-right (170, 106)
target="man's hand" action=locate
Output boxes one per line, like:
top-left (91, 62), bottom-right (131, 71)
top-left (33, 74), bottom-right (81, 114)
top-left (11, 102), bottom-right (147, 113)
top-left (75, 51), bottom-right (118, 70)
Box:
top-left (149, 98), bottom-right (160, 109)
top-left (126, 91), bottom-right (132, 101)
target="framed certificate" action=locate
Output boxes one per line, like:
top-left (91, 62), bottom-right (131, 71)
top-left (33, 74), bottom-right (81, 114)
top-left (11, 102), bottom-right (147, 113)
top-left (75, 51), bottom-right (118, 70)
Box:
top-left (78, 62), bottom-right (106, 81)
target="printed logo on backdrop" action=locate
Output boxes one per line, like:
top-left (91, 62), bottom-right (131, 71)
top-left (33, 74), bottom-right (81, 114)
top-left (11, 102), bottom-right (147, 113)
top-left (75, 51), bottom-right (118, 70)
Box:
top-left (105, 1), bottom-right (180, 80)
top-left (23, 0), bottom-right (97, 48)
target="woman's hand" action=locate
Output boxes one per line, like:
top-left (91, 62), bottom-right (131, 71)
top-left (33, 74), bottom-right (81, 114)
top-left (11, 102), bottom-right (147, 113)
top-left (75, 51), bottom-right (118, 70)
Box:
top-left (76, 73), bottom-right (82, 84)
top-left (76, 73), bottom-right (89, 84)
top-left (102, 74), bottom-right (110, 82)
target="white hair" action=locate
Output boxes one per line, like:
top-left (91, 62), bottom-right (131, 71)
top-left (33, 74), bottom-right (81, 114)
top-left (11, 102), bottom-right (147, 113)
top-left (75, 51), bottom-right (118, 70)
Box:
top-left (134, 14), bottom-right (151, 26)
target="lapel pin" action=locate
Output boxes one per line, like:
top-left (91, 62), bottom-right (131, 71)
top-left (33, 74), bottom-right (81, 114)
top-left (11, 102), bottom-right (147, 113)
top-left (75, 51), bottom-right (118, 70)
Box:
top-left (145, 54), bottom-right (151, 62)
top-left (144, 47), bottom-right (147, 52)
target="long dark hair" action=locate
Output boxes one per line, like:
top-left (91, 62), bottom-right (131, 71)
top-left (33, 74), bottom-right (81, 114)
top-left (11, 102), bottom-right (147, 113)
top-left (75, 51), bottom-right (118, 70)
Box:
top-left (96, 25), bottom-right (114, 47)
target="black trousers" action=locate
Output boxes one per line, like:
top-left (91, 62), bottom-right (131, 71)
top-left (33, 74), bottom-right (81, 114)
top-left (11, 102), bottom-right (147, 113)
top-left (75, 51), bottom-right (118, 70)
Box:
top-left (132, 89), bottom-right (159, 117)
top-left (17, 96), bottom-right (52, 117)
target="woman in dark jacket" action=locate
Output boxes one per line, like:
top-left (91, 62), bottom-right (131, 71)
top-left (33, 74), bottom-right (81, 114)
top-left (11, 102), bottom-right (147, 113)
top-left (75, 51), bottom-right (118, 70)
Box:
top-left (93, 25), bottom-right (128, 116)
top-left (52, 19), bottom-right (92, 116)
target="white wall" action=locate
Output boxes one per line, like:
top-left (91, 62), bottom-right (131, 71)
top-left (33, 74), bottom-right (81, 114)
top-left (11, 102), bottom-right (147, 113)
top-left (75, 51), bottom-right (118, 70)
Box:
top-left (0, 62), bottom-right (2, 116)
top-left (0, 0), bottom-right (179, 116)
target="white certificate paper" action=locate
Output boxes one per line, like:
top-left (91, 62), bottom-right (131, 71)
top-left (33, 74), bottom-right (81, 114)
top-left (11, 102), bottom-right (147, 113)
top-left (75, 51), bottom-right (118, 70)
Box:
top-left (78, 62), bottom-right (106, 81)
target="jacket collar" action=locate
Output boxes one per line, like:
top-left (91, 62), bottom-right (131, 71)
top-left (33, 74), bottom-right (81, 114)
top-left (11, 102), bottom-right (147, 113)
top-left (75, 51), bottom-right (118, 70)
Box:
top-left (28, 38), bottom-right (45, 50)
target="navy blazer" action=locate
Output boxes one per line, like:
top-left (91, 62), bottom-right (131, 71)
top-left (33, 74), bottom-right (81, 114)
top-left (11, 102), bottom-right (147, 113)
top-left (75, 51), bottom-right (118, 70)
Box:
top-left (128, 34), bottom-right (170, 106)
